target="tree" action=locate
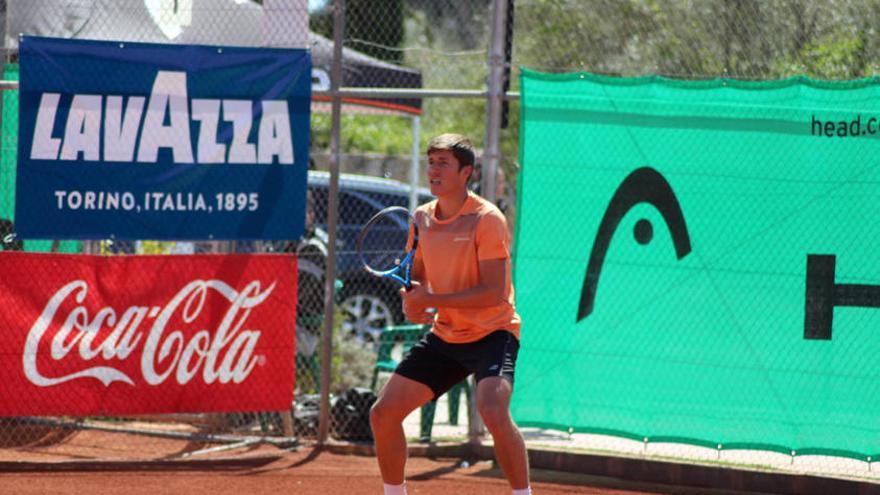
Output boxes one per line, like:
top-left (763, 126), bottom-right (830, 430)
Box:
top-left (512, 0), bottom-right (880, 81)
top-left (311, 0), bottom-right (405, 64)
top-left (406, 0), bottom-right (492, 50)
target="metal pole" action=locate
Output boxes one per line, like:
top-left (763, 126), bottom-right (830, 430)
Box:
top-left (466, 0), bottom-right (510, 445)
top-left (408, 116), bottom-right (421, 211)
top-left (317, 0), bottom-right (345, 446)
top-left (482, 0), bottom-right (509, 206)
top-left (0, 81), bottom-right (522, 100)
top-left (3, 3), bottom-right (10, 65)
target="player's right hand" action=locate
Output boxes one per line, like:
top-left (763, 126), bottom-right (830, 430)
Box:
top-left (401, 282), bottom-right (434, 324)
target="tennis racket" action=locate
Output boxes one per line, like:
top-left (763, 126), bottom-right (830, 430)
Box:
top-left (356, 206), bottom-right (418, 289)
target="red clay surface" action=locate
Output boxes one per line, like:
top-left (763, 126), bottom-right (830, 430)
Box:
top-left (0, 427), bottom-right (750, 494)
top-left (0, 447), bottom-right (704, 495)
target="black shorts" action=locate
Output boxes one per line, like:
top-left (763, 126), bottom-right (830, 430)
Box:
top-left (394, 330), bottom-right (519, 400)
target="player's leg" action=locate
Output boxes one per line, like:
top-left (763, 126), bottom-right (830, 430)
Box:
top-left (476, 376), bottom-right (530, 490)
top-left (370, 373), bottom-right (433, 486)
top-left (371, 332), bottom-right (469, 490)
top-left (469, 330), bottom-right (530, 491)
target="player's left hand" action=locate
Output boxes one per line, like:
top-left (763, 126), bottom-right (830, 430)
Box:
top-left (400, 281), bottom-right (433, 323)
top-left (402, 281), bottom-right (431, 305)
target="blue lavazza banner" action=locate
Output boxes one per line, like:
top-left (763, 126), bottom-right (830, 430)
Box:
top-left (16, 36), bottom-right (311, 240)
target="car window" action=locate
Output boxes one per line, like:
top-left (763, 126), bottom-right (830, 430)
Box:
top-left (310, 186), bottom-right (328, 224)
top-left (339, 191), bottom-right (382, 225)
top-left (308, 181), bottom-right (433, 228)
top-left (373, 192), bottom-right (405, 208)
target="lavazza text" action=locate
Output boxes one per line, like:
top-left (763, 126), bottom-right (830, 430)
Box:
top-left (31, 71), bottom-right (294, 213)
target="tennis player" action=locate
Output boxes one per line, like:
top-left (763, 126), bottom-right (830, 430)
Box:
top-left (369, 133), bottom-right (530, 495)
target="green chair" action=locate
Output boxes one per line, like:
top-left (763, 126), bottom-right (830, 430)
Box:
top-left (370, 324), bottom-right (427, 390)
top-left (418, 380), bottom-right (471, 442)
top-left (295, 279), bottom-right (344, 395)
top-left (371, 324), bottom-right (472, 443)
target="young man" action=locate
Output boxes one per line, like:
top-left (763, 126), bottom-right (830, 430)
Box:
top-left (369, 134), bottom-right (531, 495)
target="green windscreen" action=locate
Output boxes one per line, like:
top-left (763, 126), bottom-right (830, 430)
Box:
top-left (1, 63), bottom-right (79, 253)
top-left (512, 68), bottom-right (880, 459)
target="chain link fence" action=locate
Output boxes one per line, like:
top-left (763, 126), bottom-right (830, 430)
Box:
top-left (509, 0), bottom-right (880, 483)
top-left (1, 0), bottom-right (880, 486)
top-left (0, 0), bottom-right (481, 462)
top-left (513, 0), bottom-right (880, 80)
top-left (0, 0), bottom-right (315, 462)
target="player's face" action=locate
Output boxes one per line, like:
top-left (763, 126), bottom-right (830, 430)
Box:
top-left (427, 150), bottom-right (471, 198)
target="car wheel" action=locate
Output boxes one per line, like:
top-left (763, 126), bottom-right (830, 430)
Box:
top-left (340, 290), bottom-right (398, 346)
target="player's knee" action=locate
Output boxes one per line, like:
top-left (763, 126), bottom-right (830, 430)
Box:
top-left (370, 399), bottom-right (401, 431)
top-left (369, 401), bottom-right (387, 428)
top-left (477, 401), bottom-right (510, 431)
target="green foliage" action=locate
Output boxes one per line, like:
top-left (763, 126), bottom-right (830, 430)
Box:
top-left (301, 308), bottom-right (377, 394)
top-left (312, 113), bottom-right (413, 156)
top-left (405, 0), bottom-right (492, 50)
top-left (420, 99), bottom-right (486, 149)
top-left (310, 0), bottom-right (880, 192)
top-left (347, 0), bottom-right (405, 63)
top-left (402, 33), bottom-right (490, 161)
top-left (311, 8), bottom-right (333, 41)
top-left (310, 0), bottom-right (405, 63)
top-left (328, 309), bottom-right (376, 393)
top-left (512, 0), bottom-right (880, 81)
top-left (775, 29), bottom-right (875, 80)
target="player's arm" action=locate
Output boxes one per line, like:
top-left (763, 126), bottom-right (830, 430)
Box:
top-left (407, 257), bottom-right (507, 309)
top-left (411, 255), bottom-right (425, 283)
top-left (401, 244), bottom-right (434, 324)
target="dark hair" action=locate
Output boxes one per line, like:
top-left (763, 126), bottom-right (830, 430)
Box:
top-left (427, 133), bottom-right (476, 170)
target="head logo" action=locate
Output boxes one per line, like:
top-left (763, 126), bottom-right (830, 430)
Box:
top-left (577, 167), bottom-right (692, 322)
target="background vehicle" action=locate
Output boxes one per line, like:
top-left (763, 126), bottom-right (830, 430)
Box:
top-left (307, 171), bottom-right (433, 346)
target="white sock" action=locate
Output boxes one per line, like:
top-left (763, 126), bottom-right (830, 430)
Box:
top-left (383, 482), bottom-right (407, 495)
top-left (512, 488), bottom-right (532, 495)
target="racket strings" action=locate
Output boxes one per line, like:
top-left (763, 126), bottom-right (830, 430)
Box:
top-left (358, 210), bottom-right (412, 273)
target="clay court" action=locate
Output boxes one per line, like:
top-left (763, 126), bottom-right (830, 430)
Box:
top-left (4, 420), bottom-right (878, 495)
top-left (0, 424), bottom-right (679, 495)
top-left (2, 446), bottom-right (724, 495)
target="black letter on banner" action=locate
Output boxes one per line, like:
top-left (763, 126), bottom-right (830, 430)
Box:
top-left (804, 254), bottom-right (880, 340)
top-left (577, 167), bottom-right (691, 322)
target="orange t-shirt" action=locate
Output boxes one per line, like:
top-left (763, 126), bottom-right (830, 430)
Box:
top-left (414, 192), bottom-right (521, 343)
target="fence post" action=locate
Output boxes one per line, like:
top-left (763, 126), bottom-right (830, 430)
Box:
top-left (481, 0), bottom-right (510, 206)
top-left (317, 0), bottom-right (345, 446)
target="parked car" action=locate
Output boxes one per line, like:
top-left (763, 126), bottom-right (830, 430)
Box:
top-left (307, 171), bottom-right (433, 345)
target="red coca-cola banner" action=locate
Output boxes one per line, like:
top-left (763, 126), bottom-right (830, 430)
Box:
top-left (0, 252), bottom-right (297, 416)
